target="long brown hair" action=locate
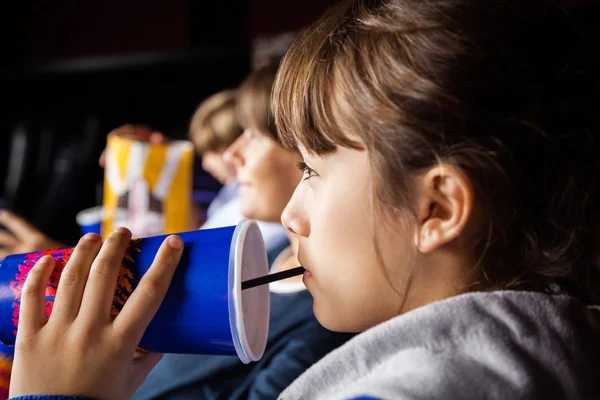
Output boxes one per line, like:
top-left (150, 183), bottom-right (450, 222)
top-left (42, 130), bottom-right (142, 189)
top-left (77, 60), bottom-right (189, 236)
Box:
top-left (272, 0), bottom-right (600, 301)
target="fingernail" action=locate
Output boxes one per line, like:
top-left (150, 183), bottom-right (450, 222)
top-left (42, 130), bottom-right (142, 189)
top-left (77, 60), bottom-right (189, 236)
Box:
top-left (167, 236), bottom-right (183, 250)
top-left (113, 227), bottom-right (130, 235)
top-left (82, 233), bottom-right (100, 241)
top-left (37, 255), bottom-right (53, 264)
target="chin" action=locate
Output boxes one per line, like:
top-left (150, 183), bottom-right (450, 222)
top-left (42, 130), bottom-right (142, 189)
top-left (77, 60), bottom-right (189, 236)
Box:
top-left (239, 202), bottom-right (258, 220)
top-left (313, 303), bottom-right (361, 333)
top-left (240, 205), bottom-right (280, 224)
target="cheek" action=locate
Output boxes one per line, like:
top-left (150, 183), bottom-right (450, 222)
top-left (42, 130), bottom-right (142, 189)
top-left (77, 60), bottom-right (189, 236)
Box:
top-left (244, 148), bottom-right (270, 184)
top-left (307, 181), bottom-right (407, 331)
top-left (247, 151), bottom-right (293, 201)
top-left (267, 153), bottom-right (301, 203)
top-left (238, 154), bottom-right (277, 218)
top-left (312, 262), bottom-right (404, 332)
top-left (311, 179), bottom-right (373, 258)
top-left (314, 216), bottom-right (413, 331)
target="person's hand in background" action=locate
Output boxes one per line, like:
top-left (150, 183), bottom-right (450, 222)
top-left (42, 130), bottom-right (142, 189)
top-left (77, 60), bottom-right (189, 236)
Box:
top-left (99, 124), bottom-right (168, 167)
top-left (99, 124), bottom-right (207, 231)
top-left (0, 211), bottom-right (66, 259)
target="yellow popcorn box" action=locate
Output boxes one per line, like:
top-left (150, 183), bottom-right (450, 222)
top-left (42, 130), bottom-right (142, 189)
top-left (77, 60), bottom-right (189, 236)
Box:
top-left (102, 135), bottom-right (194, 238)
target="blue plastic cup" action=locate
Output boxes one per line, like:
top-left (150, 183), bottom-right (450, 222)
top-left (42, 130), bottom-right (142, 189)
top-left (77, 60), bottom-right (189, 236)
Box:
top-left (75, 206), bottom-right (104, 235)
top-left (0, 220), bottom-right (270, 364)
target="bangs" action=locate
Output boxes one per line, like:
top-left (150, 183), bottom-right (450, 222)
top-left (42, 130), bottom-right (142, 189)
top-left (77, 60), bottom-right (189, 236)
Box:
top-left (236, 63), bottom-right (279, 141)
top-left (272, 0), bottom-right (451, 156)
top-left (272, 1), bottom-right (368, 155)
top-left (188, 90), bottom-right (242, 154)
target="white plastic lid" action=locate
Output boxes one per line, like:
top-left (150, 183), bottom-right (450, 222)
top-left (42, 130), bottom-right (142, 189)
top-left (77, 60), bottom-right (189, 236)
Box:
top-left (228, 219), bottom-right (270, 364)
top-left (75, 206), bottom-right (104, 226)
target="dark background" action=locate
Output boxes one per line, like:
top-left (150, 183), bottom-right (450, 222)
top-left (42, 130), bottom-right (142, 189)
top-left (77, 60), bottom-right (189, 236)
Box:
top-left (0, 0), bottom-right (597, 245)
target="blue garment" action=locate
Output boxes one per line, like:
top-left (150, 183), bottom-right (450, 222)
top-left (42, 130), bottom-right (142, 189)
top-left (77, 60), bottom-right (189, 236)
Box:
top-left (200, 183), bottom-right (289, 261)
top-left (131, 288), bottom-right (353, 400)
top-left (205, 181), bottom-right (239, 219)
top-left (10, 397), bottom-right (88, 400)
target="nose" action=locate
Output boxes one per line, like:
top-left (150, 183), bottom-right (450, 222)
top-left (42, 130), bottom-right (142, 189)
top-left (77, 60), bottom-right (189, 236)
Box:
top-left (201, 157), bottom-right (210, 172)
top-left (223, 133), bottom-right (247, 168)
top-left (281, 186), bottom-right (310, 238)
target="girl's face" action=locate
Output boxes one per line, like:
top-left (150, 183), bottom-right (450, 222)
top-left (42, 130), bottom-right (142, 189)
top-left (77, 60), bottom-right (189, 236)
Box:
top-left (201, 150), bottom-right (236, 185)
top-left (281, 144), bottom-right (412, 332)
top-left (224, 128), bottom-right (302, 223)
top-left (282, 141), bottom-right (476, 333)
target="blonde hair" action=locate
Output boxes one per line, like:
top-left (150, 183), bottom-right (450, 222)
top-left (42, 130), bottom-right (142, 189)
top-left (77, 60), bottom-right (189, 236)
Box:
top-left (189, 90), bottom-right (243, 154)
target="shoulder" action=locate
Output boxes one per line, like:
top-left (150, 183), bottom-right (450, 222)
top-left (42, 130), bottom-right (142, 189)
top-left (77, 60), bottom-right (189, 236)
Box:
top-left (282, 291), bottom-right (600, 399)
top-left (358, 291), bottom-right (600, 397)
top-left (249, 319), bottom-right (353, 400)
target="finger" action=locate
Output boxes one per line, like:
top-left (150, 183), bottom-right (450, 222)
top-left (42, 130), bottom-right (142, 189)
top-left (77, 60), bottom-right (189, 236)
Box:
top-left (131, 352), bottom-right (164, 389)
top-left (0, 211), bottom-right (39, 241)
top-left (101, 125), bottom-right (161, 167)
top-left (50, 233), bottom-right (102, 324)
top-left (0, 230), bottom-right (18, 248)
top-left (17, 255), bottom-right (55, 338)
top-left (110, 124), bottom-right (154, 141)
top-left (114, 236), bottom-right (183, 346)
top-left (99, 148), bottom-right (107, 167)
top-left (149, 133), bottom-right (168, 144)
top-left (79, 228), bottom-right (132, 324)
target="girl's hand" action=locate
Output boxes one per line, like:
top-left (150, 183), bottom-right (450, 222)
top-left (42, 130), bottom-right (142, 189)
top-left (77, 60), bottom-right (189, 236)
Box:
top-left (9, 228), bottom-right (183, 400)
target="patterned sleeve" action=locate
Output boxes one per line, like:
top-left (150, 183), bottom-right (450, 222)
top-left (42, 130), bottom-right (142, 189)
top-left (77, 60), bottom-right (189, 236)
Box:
top-left (9, 396), bottom-right (90, 400)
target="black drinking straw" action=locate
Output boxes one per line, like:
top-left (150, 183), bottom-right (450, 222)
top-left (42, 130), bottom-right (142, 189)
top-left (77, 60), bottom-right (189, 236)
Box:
top-left (241, 266), bottom-right (306, 290)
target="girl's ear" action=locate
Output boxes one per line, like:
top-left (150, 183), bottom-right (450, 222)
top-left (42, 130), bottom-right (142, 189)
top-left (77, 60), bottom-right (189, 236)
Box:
top-left (413, 164), bottom-right (474, 253)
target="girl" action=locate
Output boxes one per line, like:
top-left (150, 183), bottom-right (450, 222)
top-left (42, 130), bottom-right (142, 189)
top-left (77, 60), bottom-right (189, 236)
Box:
top-left (8, 0), bottom-right (600, 399)
top-left (132, 63), bottom-right (352, 400)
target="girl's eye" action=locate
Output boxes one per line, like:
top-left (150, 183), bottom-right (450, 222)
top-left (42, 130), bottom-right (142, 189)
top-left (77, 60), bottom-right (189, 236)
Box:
top-left (297, 161), bottom-right (319, 181)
